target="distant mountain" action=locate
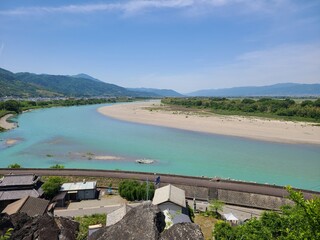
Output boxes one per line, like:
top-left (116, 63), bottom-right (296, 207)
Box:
top-left (128, 88), bottom-right (183, 97)
top-left (187, 83), bottom-right (320, 97)
top-left (72, 73), bottom-right (102, 82)
top-left (0, 68), bottom-right (154, 98)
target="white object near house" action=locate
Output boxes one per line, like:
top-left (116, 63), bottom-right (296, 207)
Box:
top-left (152, 184), bottom-right (190, 228)
top-left (152, 184), bottom-right (186, 212)
top-left (223, 213), bottom-right (239, 225)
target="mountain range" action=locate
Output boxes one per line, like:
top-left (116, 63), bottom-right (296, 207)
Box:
top-left (1, 67), bottom-right (319, 98)
top-left (187, 83), bottom-right (320, 97)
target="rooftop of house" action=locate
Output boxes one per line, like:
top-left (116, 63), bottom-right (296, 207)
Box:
top-left (2, 196), bottom-right (49, 217)
top-left (0, 174), bottom-right (40, 187)
top-left (0, 189), bottom-right (43, 201)
top-left (60, 181), bottom-right (96, 192)
top-left (152, 184), bottom-right (186, 208)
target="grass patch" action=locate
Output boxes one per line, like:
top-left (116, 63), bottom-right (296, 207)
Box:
top-left (194, 214), bottom-right (218, 240)
top-left (41, 176), bottom-right (125, 188)
top-left (74, 213), bottom-right (106, 240)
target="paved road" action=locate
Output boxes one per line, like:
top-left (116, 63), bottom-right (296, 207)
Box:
top-left (0, 168), bottom-right (318, 199)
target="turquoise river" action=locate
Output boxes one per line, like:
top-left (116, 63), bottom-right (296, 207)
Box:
top-left (0, 103), bottom-right (319, 191)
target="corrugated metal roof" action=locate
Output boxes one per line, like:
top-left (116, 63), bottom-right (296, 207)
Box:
top-left (152, 184), bottom-right (186, 207)
top-left (60, 181), bottom-right (96, 191)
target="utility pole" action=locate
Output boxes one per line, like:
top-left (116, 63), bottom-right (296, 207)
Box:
top-left (146, 177), bottom-right (149, 200)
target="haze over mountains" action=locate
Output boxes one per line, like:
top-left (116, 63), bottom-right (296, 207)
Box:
top-left (0, 67), bottom-right (319, 98)
top-left (187, 83), bottom-right (320, 97)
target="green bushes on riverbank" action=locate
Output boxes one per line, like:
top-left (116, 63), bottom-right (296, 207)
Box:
top-left (119, 179), bottom-right (155, 201)
top-left (162, 97), bottom-right (320, 122)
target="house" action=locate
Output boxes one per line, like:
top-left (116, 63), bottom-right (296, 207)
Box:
top-left (106, 204), bottom-right (134, 226)
top-left (2, 196), bottom-right (49, 217)
top-left (0, 174), bottom-right (44, 211)
top-left (152, 184), bottom-right (191, 227)
top-left (60, 180), bottom-right (97, 201)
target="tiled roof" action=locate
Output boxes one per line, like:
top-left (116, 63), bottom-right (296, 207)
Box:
top-left (0, 174), bottom-right (39, 187)
top-left (152, 184), bottom-right (186, 207)
top-left (0, 189), bottom-right (42, 201)
top-left (2, 196), bottom-right (49, 217)
top-left (20, 197), bottom-right (49, 217)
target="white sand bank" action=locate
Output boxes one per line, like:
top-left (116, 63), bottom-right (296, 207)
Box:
top-left (0, 114), bottom-right (16, 130)
top-left (98, 101), bottom-right (320, 145)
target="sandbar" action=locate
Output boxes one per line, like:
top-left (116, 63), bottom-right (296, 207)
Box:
top-left (0, 114), bottom-right (16, 130)
top-left (98, 100), bottom-right (320, 145)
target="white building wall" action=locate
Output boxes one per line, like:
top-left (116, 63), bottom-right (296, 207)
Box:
top-left (159, 202), bottom-right (182, 212)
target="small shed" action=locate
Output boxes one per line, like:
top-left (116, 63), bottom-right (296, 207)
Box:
top-left (60, 181), bottom-right (97, 201)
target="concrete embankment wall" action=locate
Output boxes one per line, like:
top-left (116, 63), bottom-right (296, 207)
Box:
top-left (1, 168), bottom-right (318, 210)
top-left (166, 184), bottom-right (292, 210)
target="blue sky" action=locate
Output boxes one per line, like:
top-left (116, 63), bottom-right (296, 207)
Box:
top-left (0, 0), bottom-right (319, 93)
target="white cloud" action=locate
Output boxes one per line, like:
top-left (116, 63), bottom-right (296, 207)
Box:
top-left (134, 43), bottom-right (320, 92)
top-left (0, 0), bottom-right (293, 16)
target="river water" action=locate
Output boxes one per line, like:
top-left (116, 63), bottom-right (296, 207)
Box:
top-left (0, 103), bottom-right (319, 191)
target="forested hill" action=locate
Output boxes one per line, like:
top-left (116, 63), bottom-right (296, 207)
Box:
top-left (0, 68), bottom-right (155, 98)
top-left (188, 83), bottom-right (320, 97)
top-left (127, 88), bottom-right (184, 97)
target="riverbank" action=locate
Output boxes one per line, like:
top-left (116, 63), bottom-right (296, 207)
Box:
top-left (98, 101), bottom-right (320, 145)
top-left (0, 114), bottom-right (16, 130)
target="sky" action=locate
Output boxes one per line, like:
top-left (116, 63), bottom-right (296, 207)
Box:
top-left (0, 0), bottom-right (320, 93)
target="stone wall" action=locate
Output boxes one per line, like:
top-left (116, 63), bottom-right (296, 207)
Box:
top-left (217, 189), bottom-right (293, 210)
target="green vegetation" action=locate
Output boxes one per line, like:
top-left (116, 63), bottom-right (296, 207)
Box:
top-left (0, 228), bottom-right (13, 240)
top-left (213, 186), bottom-right (320, 240)
top-left (118, 179), bottom-right (155, 201)
top-left (162, 97), bottom-right (320, 122)
top-left (74, 214), bottom-right (106, 240)
top-left (42, 176), bottom-right (65, 199)
top-left (208, 199), bottom-right (224, 217)
top-left (7, 163), bottom-right (21, 168)
top-left (49, 164), bottom-right (65, 169)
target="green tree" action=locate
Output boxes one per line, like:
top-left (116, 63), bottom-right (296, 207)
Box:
top-left (119, 179), bottom-right (154, 201)
top-left (7, 163), bottom-right (21, 168)
top-left (50, 164), bottom-right (65, 169)
top-left (3, 100), bottom-right (21, 113)
top-left (212, 186), bottom-right (320, 240)
top-left (42, 176), bottom-right (64, 199)
top-left (213, 221), bottom-right (233, 240)
top-left (208, 199), bottom-right (224, 217)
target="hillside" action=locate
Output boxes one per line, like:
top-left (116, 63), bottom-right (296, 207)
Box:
top-left (188, 83), bottom-right (320, 97)
top-left (127, 88), bottom-right (183, 97)
top-left (0, 68), bottom-right (153, 98)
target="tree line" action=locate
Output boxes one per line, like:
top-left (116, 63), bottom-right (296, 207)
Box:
top-left (0, 97), bottom-right (134, 114)
top-left (162, 97), bottom-right (320, 122)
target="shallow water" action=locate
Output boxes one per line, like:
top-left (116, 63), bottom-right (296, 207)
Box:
top-left (0, 103), bottom-right (319, 191)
